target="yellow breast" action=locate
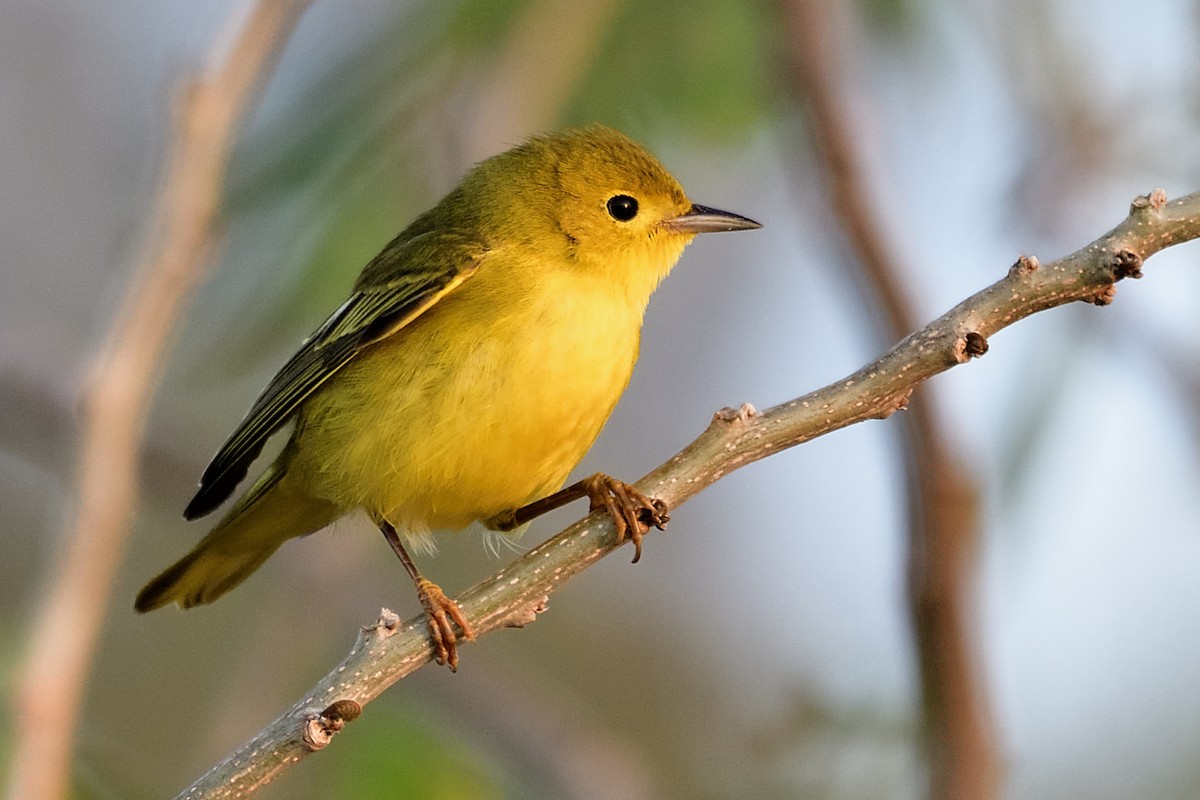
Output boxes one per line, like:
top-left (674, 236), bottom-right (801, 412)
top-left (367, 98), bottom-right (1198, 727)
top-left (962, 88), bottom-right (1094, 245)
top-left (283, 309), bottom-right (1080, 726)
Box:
top-left (288, 255), bottom-right (645, 534)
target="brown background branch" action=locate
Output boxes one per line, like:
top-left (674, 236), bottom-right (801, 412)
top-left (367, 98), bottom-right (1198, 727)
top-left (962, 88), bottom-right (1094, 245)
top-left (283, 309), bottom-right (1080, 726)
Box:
top-left (777, 0), bottom-right (996, 795)
top-left (3, 3), bottom-right (313, 800)
top-left (174, 189), bottom-right (1200, 799)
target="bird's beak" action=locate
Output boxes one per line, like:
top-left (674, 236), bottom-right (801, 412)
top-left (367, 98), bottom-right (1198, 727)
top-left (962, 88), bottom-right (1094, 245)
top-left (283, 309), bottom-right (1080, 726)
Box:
top-left (661, 204), bottom-right (762, 234)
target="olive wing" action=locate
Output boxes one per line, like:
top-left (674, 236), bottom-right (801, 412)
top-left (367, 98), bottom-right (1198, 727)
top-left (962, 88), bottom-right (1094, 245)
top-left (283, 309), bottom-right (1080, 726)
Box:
top-left (183, 230), bottom-right (486, 519)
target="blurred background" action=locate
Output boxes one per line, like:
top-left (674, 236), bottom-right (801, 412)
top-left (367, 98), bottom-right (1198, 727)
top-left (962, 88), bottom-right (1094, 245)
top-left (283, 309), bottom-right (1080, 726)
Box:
top-left (3, 0), bottom-right (1200, 798)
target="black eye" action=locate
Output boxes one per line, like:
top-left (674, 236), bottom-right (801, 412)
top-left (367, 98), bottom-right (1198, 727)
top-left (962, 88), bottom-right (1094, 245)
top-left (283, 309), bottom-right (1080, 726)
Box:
top-left (606, 194), bottom-right (639, 222)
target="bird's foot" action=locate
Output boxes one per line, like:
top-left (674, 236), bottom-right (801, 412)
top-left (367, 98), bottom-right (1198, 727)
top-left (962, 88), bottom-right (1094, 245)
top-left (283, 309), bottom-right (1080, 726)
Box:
top-left (580, 473), bottom-right (670, 563)
top-left (415, 577), bottom-right (475, 671)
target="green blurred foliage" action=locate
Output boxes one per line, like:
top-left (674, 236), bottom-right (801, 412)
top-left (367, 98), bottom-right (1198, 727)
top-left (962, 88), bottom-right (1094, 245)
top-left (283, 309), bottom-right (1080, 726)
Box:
top-left (858, 0), bottom-right (926, 39)
top-left (323, 701), bottom-right (507, 799)
top-left (443, 0), bottom-right (532, 48)
top-left (562, 0), bottom-right (778, 141)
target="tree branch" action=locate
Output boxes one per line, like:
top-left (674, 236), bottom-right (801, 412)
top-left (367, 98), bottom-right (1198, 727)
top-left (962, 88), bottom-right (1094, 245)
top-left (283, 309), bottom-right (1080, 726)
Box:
top-left (776, 1), bottom-right (995, 794)
top-left (4, 4), bottom-right (312, 800)
top-left (174, 188), bottom-right (1200, 799)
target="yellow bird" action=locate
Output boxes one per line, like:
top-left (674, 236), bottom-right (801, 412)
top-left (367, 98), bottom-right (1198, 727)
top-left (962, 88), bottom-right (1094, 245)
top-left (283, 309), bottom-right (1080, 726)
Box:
top-left (136, 124), bottom-right (760, 669)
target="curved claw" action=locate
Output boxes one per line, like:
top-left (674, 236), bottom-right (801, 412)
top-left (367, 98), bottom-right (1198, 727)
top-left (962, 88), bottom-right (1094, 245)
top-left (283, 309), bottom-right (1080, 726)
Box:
top-left (415, 578), bottom-right (475, 672)
top-left (581, 474), bottom-right (670, 563)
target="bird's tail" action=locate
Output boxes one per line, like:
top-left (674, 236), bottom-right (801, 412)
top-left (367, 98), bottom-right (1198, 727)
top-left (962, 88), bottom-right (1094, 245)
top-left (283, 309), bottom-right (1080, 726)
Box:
top-left (135, 464), bottom-right (340, 612)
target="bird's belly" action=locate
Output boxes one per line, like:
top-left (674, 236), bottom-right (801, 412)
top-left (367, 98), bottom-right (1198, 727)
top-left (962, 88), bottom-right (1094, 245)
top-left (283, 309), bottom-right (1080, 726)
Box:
top-left (291, 283), bottom-right (641, 532)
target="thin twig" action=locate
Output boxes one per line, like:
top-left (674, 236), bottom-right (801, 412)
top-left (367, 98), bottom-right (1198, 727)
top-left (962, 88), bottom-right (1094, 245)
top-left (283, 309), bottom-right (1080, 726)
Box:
top-left (3, 4), bottom-right (312, 800)
top-left (174, 189), bottom-right (1200, 799)
top-left (776, 1), bottom-right (996, 795)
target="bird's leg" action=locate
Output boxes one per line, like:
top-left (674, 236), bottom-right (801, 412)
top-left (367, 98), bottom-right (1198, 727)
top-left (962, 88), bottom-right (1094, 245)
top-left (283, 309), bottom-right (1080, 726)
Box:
top-left (490, 473), bottom-right (669, 563)
top-left (377, 520), bottom-right (474, 671)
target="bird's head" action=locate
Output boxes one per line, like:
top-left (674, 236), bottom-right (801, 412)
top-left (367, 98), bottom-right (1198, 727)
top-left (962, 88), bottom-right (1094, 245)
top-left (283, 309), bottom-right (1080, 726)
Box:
top-left (470, 124), bottom-right (760, 304)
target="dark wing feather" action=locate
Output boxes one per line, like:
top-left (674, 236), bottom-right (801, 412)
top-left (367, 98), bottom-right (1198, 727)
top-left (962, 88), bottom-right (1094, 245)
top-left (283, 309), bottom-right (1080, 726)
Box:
top-left (183, 231), bottom-right (486, 519)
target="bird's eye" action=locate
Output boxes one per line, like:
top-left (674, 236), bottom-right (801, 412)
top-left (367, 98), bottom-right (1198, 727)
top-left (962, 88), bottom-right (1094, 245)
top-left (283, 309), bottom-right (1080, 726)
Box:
top-left (606, 194), bottom-right (639, 222)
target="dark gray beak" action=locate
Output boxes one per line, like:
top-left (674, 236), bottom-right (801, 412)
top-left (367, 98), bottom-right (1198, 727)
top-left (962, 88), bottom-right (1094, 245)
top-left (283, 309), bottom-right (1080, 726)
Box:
top-left (661, 204), bottom-right (762, 234)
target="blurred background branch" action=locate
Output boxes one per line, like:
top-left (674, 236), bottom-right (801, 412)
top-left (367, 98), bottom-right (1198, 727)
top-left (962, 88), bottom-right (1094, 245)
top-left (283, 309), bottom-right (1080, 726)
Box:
top-left (777, 1), bottom-right (995, 796)
top-left (3, 3), bottom-right (312, 800)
